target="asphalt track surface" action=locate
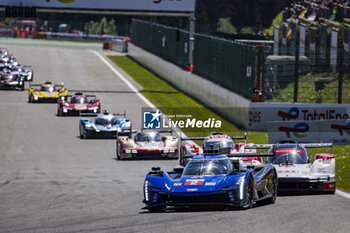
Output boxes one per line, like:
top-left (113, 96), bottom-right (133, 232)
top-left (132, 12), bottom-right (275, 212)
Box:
top-left (1, 39), bottom-right (350, 233)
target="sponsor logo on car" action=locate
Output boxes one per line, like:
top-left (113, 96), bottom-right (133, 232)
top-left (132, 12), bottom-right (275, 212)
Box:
top-left (186, 188), bottom-right (198, 192)
top-left (205, 182), bottom-right (216, 186)
top-left (185, 179), bottom-right (204, 186)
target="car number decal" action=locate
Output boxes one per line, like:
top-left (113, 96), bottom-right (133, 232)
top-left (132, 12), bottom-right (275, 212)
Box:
top-left (44, 92), bottom-right (55, 97)
top-left (75, 104), bottom-right (86, 110)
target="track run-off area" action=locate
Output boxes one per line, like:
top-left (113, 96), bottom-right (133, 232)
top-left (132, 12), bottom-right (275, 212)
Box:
top-left (0, 39), bottom-right (350, 233)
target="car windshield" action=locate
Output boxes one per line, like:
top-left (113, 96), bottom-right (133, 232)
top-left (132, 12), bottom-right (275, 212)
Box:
top-left (269, 152), bottom-right (309, 164)
top-left (71, 96), bottom-right (87, 104)
top-left (203, 140), bottom-right (234, 150)
top-left (134, 133), bottom-right (161, 142)
top-left (95, 117), bottom-right (117, 126)
top-left (183, 159), bottom-right (232, 176)
top-left (41, 86), bottom-right (56, 92)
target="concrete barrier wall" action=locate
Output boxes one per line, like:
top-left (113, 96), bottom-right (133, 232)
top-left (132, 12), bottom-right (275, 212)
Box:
top-left (129, 44), bottom-right (251, 129)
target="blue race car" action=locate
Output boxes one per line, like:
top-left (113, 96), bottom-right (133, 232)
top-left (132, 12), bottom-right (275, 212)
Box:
top-left (79, 110), bottom-right (132, 139)
top-left (143, 153), bottom-right (277, 212)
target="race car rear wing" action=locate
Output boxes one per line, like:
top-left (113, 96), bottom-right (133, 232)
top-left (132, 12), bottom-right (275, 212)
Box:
top-left (113, 111), bottom-right (126, 118)
top-left (141, 128), bottom-right (174, 135)
top-left (181, 133), bottom-right (247, 141)
top-left (181, 152), bottom-right (276, 160)
top-left (116, 129), bottom-right (137, 138)
top-left (245, 143), bottom-right (333, 150)
top-left (65, 94), bottom-right (97, 98)
top-left (227, 153), bottom-right (275, 158)
top-left (29, 83), bottom-right (41, 88)
top-left (29, 82), bottom-right (64, 89)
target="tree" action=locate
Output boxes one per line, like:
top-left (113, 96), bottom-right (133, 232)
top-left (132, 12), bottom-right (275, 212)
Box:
top-left (194, 0), bottom-right (291, 34)
top-left (217, 18), bottom-right (237, 34)
top-left (84, 17), bottom-right (117, 35)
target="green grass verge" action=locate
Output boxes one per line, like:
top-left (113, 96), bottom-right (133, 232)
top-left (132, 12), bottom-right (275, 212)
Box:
top-left (271, 71), bottom-right (350, 104)
top-left (108, 55), bottom-right (350, 193)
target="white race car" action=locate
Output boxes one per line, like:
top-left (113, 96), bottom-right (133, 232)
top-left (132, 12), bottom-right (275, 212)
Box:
top-left (179, 132), bottom-right (258, 165)
top-left (247, 141), bottom-right (335, 193)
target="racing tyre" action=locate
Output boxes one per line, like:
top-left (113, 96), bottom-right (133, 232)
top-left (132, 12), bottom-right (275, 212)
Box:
top-left (244, 175), bottom-right (255, 209)
top-left (57, 108), bottom-right (63, 117)
top-left (116, 141), bottom-right (121, 160)
top-left (28, 95), bottom-right (32, 103)
top-left (81, 131), bottom-right (87, 139)
top-left (266, 171), bottom-right (277, 204)
top-left (148, 206), bottom-right (165, 212)
top-left (79, 123), bottom-right (87, 139)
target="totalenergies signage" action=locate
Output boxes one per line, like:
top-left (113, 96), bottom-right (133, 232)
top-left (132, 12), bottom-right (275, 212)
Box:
top-left (248, 103), bottom-right (350, 131)
top-left (268, 119), bottom-right (350, 145)
top-left (1, 0), bottom-right (196, 12)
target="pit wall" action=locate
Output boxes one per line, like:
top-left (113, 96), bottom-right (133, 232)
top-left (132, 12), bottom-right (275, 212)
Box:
top-left (129, 44), bottom-right (251, 129)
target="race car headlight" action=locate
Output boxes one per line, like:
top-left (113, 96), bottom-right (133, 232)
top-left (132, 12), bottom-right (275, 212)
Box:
top-left (125, 149), bottom-right (131, 154)
top-left (85, 123), bottom-right (92, 128)
top-left (144, 180), bottom-right (150, 202)
top-left (132, 149), bottom-right (138, 154)
top-left (169, 149), bottom-right (175, 153)
top-left (163, 149), bottom-right (169, 153)
top-left (34, 95), bottom-right (39, 100)
top-left (236, 176), bottom-right (245, 200)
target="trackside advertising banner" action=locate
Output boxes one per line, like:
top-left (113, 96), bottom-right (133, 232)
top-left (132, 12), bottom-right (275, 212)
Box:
top-left (248, 103), bottom-right (350, 131)
top-left (268, 120), bottom-right (350, 145)
top-left (1, 0), bottom-right (196, 12)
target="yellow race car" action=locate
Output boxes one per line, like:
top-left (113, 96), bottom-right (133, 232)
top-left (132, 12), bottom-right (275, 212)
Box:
top-left (28, 81), bottom-right (68, 103)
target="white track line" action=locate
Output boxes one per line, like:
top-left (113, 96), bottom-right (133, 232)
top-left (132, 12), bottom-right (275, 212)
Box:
top-left (336, 189), bottom-right (350, 199)
top-left (89, 50), bottom-right (155, 108)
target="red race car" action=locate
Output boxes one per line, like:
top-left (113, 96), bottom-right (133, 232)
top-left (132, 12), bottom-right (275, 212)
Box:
top-left (57, 92), bottom-right (101, 116)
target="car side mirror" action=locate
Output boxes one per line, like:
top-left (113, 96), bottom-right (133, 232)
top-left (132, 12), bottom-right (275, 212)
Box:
top-left (173, 165), bottom-right (184, 174)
